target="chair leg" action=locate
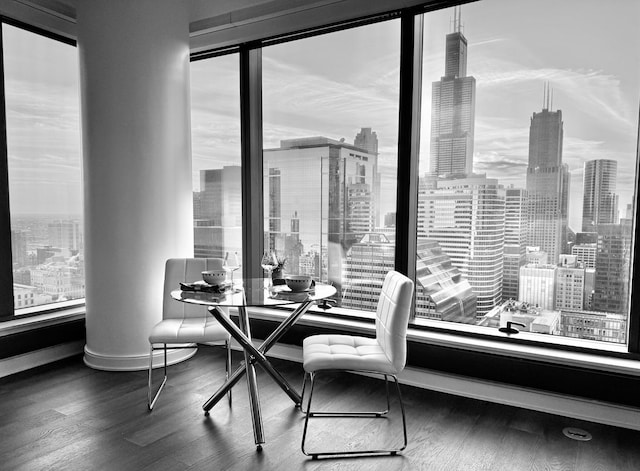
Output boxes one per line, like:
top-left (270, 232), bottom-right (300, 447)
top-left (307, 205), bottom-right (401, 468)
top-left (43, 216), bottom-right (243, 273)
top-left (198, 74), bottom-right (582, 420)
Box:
top-left (300, 372), bottom-right (316, 456)
top-left (393, 374), bottom-right (408, 452)
top-left (148, 343), bottom-right (168, 411)
top-left (148, 342), bottom-right (231, 411)
top-left (299, 371), bottom-right (311, 414)
top-left (300, 371), bottom-right (407, 459)
top-left (225, 339), bottom-right (232, 406)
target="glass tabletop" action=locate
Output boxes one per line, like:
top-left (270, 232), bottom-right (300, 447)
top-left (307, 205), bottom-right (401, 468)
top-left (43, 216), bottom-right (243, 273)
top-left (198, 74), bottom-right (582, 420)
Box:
top-left (170, 277), bottom-right (336, 308)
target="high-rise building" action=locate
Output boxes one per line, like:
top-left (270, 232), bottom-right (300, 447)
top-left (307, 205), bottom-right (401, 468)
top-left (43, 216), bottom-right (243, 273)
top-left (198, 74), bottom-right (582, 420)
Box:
top-left (519, 263), bottom-right (557, 310)
top-left (555, 255), bottom-right (586, 310)
top-left (48, 220), bottom-right (83, 252)
top-left (194, 166), bottom-right (242, 259)
top-left (353, 127), bottom-right (381, 227)
top-left (354, 127), bottom-right (378, 155)
top-left (526, 86), bottom-right (569, 263)
top-left (418, 173), bottom-right (504, 317)
top-left (592, 222), bottom-right (632, 315)
top-left (11, 230), bottom-right (28, 268)
top-left (429, 6), bottom-right (476, 177)
top-left (503, 187), bottom-right (528, 301)
top-left (582, 159), bottom-right (618, 232)
top-left (571, 242), bottom-right (597, 269)
top-left (342, 235), bottom-right (477, 323)
top-left (342, 233), bottom-right (395, 311)
top-left (263, 136), bottom-right (379, 297)
top-left (414, 239), bottom-right (477, 323)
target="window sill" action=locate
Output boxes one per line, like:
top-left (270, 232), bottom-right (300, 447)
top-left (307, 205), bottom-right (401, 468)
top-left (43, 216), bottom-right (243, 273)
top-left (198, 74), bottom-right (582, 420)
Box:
top-left (247, 306), bottom-right (640, 378)
top-left (0, 304), bottom-right (85, 337)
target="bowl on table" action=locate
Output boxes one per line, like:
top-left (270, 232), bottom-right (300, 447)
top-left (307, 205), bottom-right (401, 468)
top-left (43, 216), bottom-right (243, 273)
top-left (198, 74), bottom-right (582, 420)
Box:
top-left (284, 275), bottom-right (312, 292)
top-left (202, 270), bottom-right (226, 286)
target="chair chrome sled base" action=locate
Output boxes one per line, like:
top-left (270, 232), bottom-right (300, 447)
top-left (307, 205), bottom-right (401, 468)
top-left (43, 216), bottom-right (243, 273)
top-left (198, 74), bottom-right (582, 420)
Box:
top-left (300, 370), bottom-right (408, 459)
top-left (147, 340), bottom-right (232, 411)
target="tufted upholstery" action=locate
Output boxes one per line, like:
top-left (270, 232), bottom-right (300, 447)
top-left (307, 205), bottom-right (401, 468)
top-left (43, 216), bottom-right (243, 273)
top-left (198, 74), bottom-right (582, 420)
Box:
top-left (303, 271), bottom-right (414, 375)
top-left (149, 258), bottom-right (230, 344)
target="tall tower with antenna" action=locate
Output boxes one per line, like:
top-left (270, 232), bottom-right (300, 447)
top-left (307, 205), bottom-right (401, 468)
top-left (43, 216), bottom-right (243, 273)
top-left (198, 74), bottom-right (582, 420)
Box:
top-left (526, 83), bottom-right (570, 263)
top-left (429, 5), bottom-right (476, 177)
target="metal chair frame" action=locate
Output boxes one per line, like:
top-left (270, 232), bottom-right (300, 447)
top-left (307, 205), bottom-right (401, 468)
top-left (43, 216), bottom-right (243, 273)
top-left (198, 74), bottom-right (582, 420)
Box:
top-left (147, 339), bottom-right (232, 411)
top-left (300, 369), bottom-right (408, 459)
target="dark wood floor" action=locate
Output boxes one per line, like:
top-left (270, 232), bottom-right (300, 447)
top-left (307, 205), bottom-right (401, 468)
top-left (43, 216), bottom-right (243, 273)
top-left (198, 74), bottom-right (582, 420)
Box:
top-left (1, 347), bottom-right (639, 471)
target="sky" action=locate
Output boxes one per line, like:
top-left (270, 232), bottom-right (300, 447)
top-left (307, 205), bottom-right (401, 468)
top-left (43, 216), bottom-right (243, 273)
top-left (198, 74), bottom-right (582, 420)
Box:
top-left (4, 24), bottom-right (82, 217)
top-left (5, 0), bottom-right (640, 233)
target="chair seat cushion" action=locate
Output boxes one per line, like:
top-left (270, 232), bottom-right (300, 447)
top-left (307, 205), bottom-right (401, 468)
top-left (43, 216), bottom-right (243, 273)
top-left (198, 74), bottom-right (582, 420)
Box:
top-left (303, 334), bottom-right (397, 374)
top-left (149, 317), bottom-right (230, 344)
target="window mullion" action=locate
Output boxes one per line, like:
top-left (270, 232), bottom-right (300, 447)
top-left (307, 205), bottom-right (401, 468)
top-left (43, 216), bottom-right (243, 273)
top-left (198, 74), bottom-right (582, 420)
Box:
top-left (0, 22), bottom-right (15, 320)
top-left (239, 46), bottom-right (264, 278)
top-left (628, 118), bottom-right (640, 354)
top-left (395, 13), bottom-right (423, 281)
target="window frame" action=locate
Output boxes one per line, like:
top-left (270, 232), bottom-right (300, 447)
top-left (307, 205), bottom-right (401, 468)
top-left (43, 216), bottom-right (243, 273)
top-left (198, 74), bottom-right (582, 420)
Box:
top-left (0, 17), bottom-right (81, 322)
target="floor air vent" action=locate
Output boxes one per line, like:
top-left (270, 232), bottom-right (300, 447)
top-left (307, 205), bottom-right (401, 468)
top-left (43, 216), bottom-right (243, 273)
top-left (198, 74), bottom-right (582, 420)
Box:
top-left (562, 427), bottom-right (592, 441)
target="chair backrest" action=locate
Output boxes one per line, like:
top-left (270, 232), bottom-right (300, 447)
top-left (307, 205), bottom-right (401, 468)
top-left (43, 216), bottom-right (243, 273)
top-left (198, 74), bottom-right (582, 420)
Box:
top-left (375, 270), bottom-right (414, 374)
top-left (163, 258), bottom-right (224, 320)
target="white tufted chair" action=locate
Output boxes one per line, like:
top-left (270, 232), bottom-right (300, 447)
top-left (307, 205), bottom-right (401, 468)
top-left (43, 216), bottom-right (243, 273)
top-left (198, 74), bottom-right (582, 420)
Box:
top-left (147, 258), bottom-right (232, 411)
top-left (300, 270), bottom-right (414, 459)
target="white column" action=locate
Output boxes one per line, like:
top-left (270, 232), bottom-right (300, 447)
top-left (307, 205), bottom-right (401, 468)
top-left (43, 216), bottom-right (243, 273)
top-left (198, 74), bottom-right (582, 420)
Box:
top-left (77, 0), bottom-right (194, 370)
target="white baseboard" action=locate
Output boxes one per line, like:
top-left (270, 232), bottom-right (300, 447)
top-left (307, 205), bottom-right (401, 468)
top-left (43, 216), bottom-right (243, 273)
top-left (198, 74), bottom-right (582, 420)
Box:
top-left (4, 340), bottom-right (640, 432)
top-left (0, 340), bottom-right (85, 379)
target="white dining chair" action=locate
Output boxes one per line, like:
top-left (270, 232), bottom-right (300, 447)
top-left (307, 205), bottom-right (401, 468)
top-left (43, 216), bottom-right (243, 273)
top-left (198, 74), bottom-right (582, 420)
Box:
top-left (300, 270), bottom-right (414, 459)
top-left (147, 257), bottom-right (232, 411)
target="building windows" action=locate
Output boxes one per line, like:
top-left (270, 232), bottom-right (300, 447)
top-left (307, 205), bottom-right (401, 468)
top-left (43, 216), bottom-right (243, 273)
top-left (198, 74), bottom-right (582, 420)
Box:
top-left (2, 21), bottom-right (82, 318)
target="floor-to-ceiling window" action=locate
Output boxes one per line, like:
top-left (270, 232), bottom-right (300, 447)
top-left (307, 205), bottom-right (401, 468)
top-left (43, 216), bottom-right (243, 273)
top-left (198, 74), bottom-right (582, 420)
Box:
top-left (190, 0), bottom-right (639, 356)
top-left (415, 0), bottom-right (640, 347)
top-left (190, 53), bottom-right (243, 276)
top-left (261, 20), bottom-right (400, 310)
top-left (2, 21), bottom-right (82, 318)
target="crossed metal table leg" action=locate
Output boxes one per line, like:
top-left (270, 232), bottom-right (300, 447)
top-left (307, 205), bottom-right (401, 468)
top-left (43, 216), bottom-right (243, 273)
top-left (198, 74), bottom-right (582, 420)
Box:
top-left (203, 300), bottom-right (315, 450)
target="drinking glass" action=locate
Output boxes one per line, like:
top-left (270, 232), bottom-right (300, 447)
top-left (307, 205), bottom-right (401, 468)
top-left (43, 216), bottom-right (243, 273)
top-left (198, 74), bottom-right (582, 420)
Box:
top-left (223, 251), bottom-right (241, 286)
top-left (260, 252), bottom-right (278, 289)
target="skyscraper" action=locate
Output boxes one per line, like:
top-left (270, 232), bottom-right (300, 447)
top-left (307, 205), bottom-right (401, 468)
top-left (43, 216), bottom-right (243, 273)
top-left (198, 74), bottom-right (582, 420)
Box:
top-left (582, 159), bottom-right (618, 232)
top-left (503, 187), bottom-right (528, 301)
top-left (354, 127), bottom-right (378, 155)
top-left (194, 166), bottom-right (242, 259)
top-left (342, 233), bottom-right (395, 312)
top-left (414, 239), bottom-right (477, 323)
top-left (429, 6), bottom-right (476, 177)
top-left (263, 135), bottom-right (379, 297)
top-left (526, 85), bottom-right (569, 263)
top-left (592, 222), bottom-right (631, 315)
top-left (555, 255), bottom-right (586, 310)
top-left (418, 173), bottom-right (504, 317)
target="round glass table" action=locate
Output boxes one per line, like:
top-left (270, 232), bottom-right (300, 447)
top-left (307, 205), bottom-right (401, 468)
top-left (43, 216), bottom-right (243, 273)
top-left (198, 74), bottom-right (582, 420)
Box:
top-left (170, 277), bottom-right (336, 450)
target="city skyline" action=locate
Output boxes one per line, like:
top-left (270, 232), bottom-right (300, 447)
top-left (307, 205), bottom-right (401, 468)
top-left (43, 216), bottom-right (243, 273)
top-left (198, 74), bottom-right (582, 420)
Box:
top-left (191, 0), bottom-right (639, 231)
top-left (5, 0), bottom-right (639, 236)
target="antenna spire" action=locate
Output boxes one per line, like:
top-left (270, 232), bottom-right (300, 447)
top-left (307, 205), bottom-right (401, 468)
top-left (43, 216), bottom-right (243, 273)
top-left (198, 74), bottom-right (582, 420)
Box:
top-left (542, 82), bottom-right (553, 111)
top-left (452, 5), bottom-right (463, 33)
